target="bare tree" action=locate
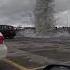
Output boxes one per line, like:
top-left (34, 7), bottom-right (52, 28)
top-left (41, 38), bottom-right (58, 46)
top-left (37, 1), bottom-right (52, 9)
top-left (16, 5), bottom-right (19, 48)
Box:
top-left (34, 0), bottom-right (55, 35)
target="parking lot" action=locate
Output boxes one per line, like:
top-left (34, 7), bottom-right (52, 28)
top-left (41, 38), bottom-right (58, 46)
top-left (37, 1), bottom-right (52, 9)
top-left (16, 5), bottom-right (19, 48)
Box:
top-left (1, 36), bottom-right (70, 70)
top-left (0, 0), bottom-right (70, 70)
top-left (0, 60), bottom-right (20, 70)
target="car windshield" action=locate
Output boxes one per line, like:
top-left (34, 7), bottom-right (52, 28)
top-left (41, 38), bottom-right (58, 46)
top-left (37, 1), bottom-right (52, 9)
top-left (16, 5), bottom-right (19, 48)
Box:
top-left (0, 0), bottom-right (70, 70)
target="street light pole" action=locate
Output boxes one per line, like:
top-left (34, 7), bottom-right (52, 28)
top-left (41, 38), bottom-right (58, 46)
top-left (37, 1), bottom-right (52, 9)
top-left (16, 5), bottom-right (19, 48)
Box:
top-left (67, 13), bottom-right (69, 27)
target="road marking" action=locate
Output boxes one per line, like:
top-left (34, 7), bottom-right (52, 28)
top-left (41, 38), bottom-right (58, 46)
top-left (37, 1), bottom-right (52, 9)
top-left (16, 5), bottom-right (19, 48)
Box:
top-left (3, 59), bottom-right (31, 70)
top-left (63, 61), bottom-right (70, 64)
top-left (3, 59), bottom-right (46, 70)
top-left (31, 66), bottom-right (46, 70)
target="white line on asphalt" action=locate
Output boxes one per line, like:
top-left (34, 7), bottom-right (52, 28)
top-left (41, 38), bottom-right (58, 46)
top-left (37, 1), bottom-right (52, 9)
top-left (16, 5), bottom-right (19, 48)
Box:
top-left (4, 59), bottom-right (47, 70)
top-left (31, 66), bottom-right (46, 70)
top-left (3, 59), bottom-right (31, 70)
top-left (63, 61), bottom-right (70, 64)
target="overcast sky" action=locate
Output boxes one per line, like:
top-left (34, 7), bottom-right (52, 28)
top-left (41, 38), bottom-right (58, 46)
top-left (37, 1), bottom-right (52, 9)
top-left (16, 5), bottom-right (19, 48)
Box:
top-left (0, 0), bottom-right (36, 27)
top-left (55, 0), bottom-right (70, 12)
top-left (0, 0), bottom-right (70, 27)
top-left (54, 0), bottom-right (70, 27)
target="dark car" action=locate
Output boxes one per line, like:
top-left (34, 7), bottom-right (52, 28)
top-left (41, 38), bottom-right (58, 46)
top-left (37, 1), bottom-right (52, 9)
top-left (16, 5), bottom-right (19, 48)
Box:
top-left (0, 25), bottom-right (16, 39)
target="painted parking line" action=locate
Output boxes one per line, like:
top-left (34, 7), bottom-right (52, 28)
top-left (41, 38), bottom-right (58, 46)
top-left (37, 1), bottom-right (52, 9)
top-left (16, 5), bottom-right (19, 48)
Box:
top-left (3, 59), bottom-right (31, 70)
top-left (63, 61), bottom-right (70, 64)
top-left (3, 59), bottom-right (46, 70)
top-left (31, 66), bottom-right (46, 70)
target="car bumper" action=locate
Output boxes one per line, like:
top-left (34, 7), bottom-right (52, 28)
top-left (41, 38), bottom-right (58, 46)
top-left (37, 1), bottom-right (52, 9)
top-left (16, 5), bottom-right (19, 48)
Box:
top-left (0, 44), bottom-right (7, 60)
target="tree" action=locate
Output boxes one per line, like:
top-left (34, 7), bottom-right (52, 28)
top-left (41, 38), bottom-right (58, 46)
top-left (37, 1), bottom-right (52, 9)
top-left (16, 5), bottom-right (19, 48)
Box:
top-left (34, 0), bottom-right (55, 35)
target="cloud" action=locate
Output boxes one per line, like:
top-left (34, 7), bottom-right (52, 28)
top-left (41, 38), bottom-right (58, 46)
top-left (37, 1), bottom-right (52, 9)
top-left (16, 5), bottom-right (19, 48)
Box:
top-left (54, 10), bottom-right (70, 27)
top-left (55, 0), bottom-right (70, 12)
top-left (0, 0), bottom-right (36, 14)
top-left (0, 0), bottom-right (36, 27)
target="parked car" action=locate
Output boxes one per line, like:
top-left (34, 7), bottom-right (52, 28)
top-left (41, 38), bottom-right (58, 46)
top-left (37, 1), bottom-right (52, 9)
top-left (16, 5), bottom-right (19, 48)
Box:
top-left (0, 25), bottom-right (16, 39)
top-left (0, 32), bottom-right (7, 60)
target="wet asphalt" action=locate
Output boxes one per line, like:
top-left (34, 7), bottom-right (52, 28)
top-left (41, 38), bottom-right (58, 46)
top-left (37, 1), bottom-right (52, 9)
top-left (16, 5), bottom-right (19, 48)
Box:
top-left (2, 36), bottom-right (70, 70)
